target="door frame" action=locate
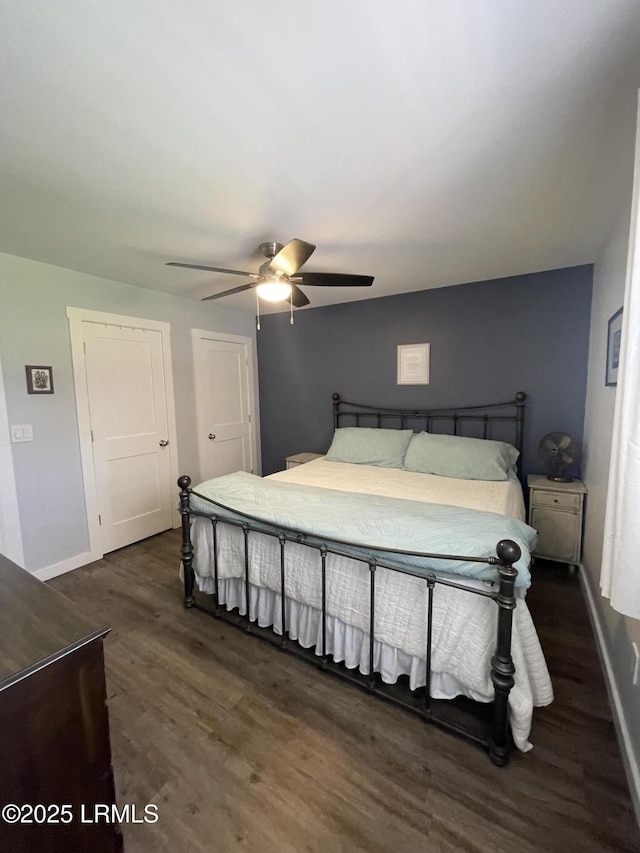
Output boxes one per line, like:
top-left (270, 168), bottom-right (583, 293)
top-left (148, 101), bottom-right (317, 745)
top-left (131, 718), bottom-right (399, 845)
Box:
top-left (0, 355), bottom-right (24, 566)
top-left (67, 307), bottom-right (180, 562)
top-left (191, 329), bottom-right (259, 480)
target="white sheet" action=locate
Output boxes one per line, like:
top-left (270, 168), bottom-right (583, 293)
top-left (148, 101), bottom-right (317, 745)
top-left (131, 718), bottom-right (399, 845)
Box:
top-left (191, 461), bottom-right (552, 751)
top-left (269, 457), bottom-right (526, 520)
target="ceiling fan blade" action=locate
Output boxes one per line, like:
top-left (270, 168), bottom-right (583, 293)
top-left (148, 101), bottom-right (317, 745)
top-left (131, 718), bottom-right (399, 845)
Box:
top-left (291, 272), bottom-right (374, 287)
top-left (167, 262), bottom-right (258, 277)
top-left (291, 285), bottom-right (310, 307)
top-left (202, 283), bottom-right (257, 301)
top-left (269, 239), bottom-right (316, 277)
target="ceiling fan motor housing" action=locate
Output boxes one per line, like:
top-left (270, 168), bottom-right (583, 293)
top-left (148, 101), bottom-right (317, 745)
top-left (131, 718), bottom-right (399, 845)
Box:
top-left (259, 242), bottom-right (284, 260)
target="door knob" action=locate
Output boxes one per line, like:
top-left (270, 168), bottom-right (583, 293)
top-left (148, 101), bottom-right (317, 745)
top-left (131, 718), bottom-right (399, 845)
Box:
top-left (159, 439), bottom-right (169, 447)
top-left (208, 434), bottom-right (216, 440)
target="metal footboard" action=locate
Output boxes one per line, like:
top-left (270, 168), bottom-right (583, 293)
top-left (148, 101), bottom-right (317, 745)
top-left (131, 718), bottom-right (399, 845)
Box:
top-left (178, 475), bottom-right (519, 765)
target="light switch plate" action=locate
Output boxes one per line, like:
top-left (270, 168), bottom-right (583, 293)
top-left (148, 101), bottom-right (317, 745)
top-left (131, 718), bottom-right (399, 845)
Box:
top-left (10, 424), bottom-right (33, 442)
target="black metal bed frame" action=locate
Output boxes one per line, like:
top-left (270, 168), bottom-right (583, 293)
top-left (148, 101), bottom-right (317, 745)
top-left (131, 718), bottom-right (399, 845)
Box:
top-left (179, 391), bottom-right (528, 766)
top-left (332, 391), bottom-right (527, 455)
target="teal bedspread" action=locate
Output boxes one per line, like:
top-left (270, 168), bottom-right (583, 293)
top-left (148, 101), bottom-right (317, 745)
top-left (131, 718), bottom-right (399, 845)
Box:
top-left (189, 472), bottom-right (536, 591)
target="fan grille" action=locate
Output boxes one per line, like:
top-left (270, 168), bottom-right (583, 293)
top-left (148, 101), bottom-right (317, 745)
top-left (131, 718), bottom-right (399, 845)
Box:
top-left (537, 431), bottom-right (581, 482)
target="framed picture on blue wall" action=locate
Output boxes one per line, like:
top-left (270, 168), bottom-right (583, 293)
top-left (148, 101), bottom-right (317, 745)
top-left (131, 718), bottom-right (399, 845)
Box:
top-left (605, 307), bottom-right (623, 387)
top-left (397, 343), bottom-right (430, 385)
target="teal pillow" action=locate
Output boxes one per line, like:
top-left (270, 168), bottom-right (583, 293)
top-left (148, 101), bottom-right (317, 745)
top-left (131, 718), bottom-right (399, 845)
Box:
top-left (403, 432), bottom-right (519, 481)
top-left (325, 428), bottom-right (413, 468)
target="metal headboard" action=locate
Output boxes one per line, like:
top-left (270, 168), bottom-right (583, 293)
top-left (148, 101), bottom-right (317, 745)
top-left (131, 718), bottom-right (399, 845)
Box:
top-left (332, 391), bottom-right (527, 464)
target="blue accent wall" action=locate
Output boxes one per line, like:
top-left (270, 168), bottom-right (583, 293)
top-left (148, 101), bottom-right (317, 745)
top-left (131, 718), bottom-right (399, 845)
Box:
top-left (257, 265), bottom-right (593, 476)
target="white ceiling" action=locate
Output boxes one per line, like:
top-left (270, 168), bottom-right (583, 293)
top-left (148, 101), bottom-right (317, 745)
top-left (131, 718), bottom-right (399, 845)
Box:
top-left (1, 1), bottom-right (640, 313)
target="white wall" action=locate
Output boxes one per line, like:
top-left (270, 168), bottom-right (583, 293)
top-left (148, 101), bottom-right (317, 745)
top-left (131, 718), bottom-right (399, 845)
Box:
top-left (583, 208), bottom-right (630, 572)
top-left (0, 252), bottom-right (260, 573)
top-left (582, 187), bottom-right (640, 816)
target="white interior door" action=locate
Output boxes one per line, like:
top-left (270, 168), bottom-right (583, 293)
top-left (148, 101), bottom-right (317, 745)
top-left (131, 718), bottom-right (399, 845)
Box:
top-left (83, 322), bottom-right (174, 553)
top-left (193, 333), bottom-right (255, 481)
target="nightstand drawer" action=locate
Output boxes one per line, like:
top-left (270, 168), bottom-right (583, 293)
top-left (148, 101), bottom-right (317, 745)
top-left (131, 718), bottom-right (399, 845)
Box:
top-left (530, 490), bottom-right (581, 511)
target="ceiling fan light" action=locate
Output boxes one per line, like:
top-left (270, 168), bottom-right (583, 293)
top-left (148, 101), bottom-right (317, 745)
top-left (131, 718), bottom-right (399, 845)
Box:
top-left (256, 280), bottom-right (292, 302)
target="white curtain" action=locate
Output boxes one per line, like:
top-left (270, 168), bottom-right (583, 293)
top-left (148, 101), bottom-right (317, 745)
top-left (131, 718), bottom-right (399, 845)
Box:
top-left (600, 94), bottom-right (640, 619)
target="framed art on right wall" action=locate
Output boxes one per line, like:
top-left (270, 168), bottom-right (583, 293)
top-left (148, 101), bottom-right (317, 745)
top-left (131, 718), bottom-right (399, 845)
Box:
top-left (606, 307), bottom-right (623, 387)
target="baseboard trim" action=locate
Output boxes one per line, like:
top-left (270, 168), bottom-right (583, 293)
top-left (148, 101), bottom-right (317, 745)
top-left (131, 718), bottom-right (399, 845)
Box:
top-left (579, 566), bottom-right (640, 827)
top-left (33, 550), bottom-right (100, 582)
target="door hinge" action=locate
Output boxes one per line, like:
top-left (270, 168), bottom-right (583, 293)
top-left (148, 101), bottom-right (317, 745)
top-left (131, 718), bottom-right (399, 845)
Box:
top-left (83, 341), bottom-right (87, 355)
top-left (98, 514), bottom-right (102, 526)
top-left (248, 414), bottom-right (251, 423)
top-left (91, 430), bottom-right (94, 442)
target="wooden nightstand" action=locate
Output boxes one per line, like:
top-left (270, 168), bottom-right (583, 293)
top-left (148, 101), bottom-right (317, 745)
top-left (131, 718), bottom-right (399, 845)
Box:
top-left (285, 452), bottom-right (323, 469)
top-left (527, 474), bottom-right (587, 570)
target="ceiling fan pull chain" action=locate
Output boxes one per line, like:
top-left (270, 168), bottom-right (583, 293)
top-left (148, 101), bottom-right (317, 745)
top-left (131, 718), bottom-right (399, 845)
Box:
top-left (256, 289), bottom-right (261, 331)
top-left (290, 290), bottom-right (294, 325)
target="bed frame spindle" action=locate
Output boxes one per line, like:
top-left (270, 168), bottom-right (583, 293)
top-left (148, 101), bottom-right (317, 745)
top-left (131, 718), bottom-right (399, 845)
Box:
top-left (279, 534), bottom-right (288, 648)
top-left (212, 518), bottom-right (220, 614)
top-left (243, 525), bottom-right (251, 630)
top-left (368, 561), bottom-right (377, 688)
top-left (425, 575), bottom-right (435, 714)
top-left (320, 545), bottom-right (328, 663)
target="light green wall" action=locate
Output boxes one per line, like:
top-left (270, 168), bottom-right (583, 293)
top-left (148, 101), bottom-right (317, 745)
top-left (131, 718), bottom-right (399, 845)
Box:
top-left (0, 252), bottom-right (258, 572)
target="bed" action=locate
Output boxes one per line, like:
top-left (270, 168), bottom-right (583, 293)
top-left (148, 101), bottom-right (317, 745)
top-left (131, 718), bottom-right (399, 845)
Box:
top-left (178, 392), bottom-right (553, 765)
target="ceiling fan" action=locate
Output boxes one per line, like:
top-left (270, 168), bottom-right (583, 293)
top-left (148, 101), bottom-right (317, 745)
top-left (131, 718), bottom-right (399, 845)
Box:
top-left (167, 239), bottom-right (374, 307)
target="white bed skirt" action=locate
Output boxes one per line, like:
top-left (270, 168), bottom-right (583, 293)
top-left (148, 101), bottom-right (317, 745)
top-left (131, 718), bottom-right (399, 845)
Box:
top-left (196, 573), bottom-right (506, 719)
top-left (187, 507), bottom-right (554, 753)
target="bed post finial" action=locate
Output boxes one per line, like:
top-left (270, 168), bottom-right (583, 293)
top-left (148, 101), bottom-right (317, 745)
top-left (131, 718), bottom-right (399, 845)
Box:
top-left (514, 392), bottom-right (526, 463)
top-left (332, 393), bottom-right (341, 428)
top-left (489, 538), bottom-right (519, 766)
top-left (178, 476), bottom-right (195, 608)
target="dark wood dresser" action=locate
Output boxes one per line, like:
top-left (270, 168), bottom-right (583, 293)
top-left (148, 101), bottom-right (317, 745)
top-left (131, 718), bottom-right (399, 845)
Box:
top-left (0, 553), bottom-right (123, 852)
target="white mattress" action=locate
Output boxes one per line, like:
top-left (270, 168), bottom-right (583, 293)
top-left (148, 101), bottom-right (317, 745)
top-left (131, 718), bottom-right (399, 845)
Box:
top-left (190, 460), bottom-right (553, 751)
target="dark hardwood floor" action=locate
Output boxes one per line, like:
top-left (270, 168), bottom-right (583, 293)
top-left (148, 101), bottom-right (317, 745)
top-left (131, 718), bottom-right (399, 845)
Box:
top-left (49, 530), bottom-right (640, 852)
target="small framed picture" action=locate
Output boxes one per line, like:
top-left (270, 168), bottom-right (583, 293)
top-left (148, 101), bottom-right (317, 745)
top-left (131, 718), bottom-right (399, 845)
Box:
top-left (605, 308), bottom-right (623, 387)
top-left (397, 343), bottom-right (430, 385)
top-left (25, 365), bottom-right (54, 394)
